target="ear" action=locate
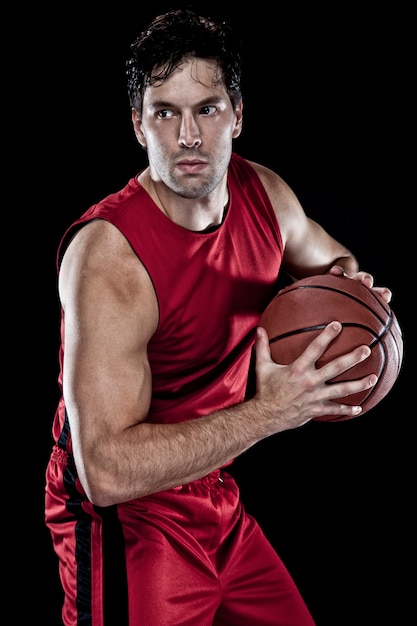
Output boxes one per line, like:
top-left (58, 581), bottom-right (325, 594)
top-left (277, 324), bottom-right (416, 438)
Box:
top-left (232, 100), bottom-right (243, 139)
top-left (131, 108), bottom-right (147, 148)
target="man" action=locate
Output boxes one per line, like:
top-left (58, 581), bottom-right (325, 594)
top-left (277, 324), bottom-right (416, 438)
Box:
top-left (45, 9), bottom-right (391, 626)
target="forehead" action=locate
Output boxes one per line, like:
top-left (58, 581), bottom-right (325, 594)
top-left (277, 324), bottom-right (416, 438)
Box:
top-left (143, 57), bottom-right (228, 105)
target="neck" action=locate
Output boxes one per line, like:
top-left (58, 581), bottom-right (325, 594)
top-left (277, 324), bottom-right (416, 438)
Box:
top-left (141, 172), bottom-right (229, 232)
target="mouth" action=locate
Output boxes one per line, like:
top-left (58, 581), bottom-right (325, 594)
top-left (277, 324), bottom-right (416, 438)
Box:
top-left (176, 159), bottom-right (208, 174)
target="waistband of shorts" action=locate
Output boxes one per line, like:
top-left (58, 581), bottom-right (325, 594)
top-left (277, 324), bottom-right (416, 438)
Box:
top-left (50, 446), bottom-right (228, 488)
top-left (170, 468), bottom-right (226, 493)
top-left (50, 444), bottom-right (75, 465)
top-left (196, 469), bottom-right (222, 484)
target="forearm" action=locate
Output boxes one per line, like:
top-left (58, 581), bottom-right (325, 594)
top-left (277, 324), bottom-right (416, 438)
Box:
top-left (73, 322), bottom-right (376, 507)
top-left (76, 399), bottom-right (267, 507)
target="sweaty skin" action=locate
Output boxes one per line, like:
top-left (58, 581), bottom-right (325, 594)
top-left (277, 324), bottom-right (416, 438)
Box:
top-left (60, 58), bottom-right (391, 507)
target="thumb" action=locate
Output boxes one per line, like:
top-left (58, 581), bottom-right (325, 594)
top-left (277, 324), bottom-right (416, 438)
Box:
top-left (255, 326), bottom-right (273, 364)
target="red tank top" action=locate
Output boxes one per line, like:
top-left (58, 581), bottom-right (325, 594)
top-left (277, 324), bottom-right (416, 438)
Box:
top-left (53, 154), bottom-right (283, 448)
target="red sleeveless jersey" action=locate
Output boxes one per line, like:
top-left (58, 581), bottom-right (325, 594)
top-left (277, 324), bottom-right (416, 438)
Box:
top-left (53, 153), bottom-right (283, 450)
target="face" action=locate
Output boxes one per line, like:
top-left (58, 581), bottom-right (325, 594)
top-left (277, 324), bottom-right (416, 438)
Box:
top-left (132, 57), bottom-right (243, 199)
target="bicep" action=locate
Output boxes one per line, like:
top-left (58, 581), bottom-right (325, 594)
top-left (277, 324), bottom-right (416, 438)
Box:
top-left (59, 221), bottom-right (158, 446)
top-left (253, 162), bottom-right (354, 279)
top-left (282, 216), bottom-right (353, 279)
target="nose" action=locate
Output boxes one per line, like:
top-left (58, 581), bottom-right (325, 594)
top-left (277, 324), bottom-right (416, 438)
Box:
top-left (178, 114), bottom-right (202, 148)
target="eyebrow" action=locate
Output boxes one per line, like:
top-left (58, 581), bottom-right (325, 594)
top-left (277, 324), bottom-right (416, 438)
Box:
top-left (147, 95), bottom-right (227, 111)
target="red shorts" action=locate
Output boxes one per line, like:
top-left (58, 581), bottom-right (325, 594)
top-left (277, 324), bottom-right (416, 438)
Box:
top-left (46, 448), bottom-right (315, 625)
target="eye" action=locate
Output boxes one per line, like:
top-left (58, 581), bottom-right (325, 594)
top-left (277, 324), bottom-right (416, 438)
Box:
top-left (156, 109), bottom-right (175, 119)
top-left (199, 105), bottom-right (217, 116)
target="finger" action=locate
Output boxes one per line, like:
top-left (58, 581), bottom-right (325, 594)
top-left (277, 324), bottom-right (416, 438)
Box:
top-left (308, 373), bottom-right (378, 420)
top-left (372, 286), bottom-right (392, 304)
top-left (330, 268), bottom-right (392, 304)
top-left (255, 326), bottom-right (274, 363)
top-left (328, 265), bottom-right (345, 277)
top-left (295, 321), bottom-right (343, 365)
top-left (316, 344), bottom-right (373, 383)
top-left (310, 401), bottom-right (364, 420)
top-left (355, 271), bottom-right (374, 288)
top-left (325, 372), bottom-right (378, 401)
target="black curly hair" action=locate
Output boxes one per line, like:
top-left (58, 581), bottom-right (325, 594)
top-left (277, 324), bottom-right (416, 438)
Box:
top-left (126, 9), bottom-right (242, 115)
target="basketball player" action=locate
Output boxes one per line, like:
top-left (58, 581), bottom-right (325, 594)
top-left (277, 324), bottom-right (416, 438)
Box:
top-left (45, 9), bottom-right (392, 625)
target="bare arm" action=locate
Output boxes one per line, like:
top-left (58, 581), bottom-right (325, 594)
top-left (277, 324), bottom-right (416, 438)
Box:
top-left (60, 219), bottom-right (377, 507)
top-left (251, 161), bottom-right (392, 303)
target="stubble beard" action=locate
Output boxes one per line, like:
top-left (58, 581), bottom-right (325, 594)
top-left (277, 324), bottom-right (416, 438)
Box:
top-left (156, 149), bottom-right (231, 200)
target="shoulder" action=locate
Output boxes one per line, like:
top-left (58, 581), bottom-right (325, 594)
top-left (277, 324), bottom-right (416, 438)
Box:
top-left (240, 159), bottom-right (306, 239)
top-left (62, 219), bottom-right (135, 271)
top-left (59, 219), bottom-right (158, 338)
top-left (60, 219), bottom-right (154, 307)
top-left (244, 159), bottom-right (295, 199)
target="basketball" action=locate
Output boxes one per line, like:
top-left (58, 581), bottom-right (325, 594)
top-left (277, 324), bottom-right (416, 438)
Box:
top-left (259, 274), bottom-right (403, 422)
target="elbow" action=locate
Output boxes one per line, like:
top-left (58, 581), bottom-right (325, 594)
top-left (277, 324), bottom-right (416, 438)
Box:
top-left (75, 458), bottom-right (152, 506)
top-left (84, 485), bottom-right (116, 508)
top-left (75, 457), bottom-right (121, 507)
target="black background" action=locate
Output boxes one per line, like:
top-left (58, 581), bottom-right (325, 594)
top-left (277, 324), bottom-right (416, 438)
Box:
top-left (18, 1), bottom-right (413, 624)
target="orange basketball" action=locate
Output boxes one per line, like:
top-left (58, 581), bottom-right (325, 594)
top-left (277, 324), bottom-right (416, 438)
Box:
top-left (259, 274), bottom-right (403, 422)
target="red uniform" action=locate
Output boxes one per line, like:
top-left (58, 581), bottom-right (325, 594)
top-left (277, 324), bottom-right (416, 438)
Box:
top-left (45, 153), bottom-right (315, 625)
